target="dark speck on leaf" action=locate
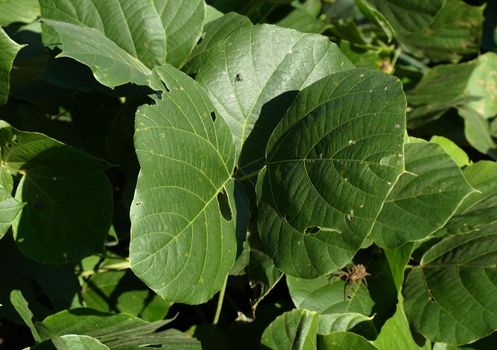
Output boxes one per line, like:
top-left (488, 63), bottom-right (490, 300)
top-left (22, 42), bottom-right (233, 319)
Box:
top-left (235, 74), bottom-right (243, 82)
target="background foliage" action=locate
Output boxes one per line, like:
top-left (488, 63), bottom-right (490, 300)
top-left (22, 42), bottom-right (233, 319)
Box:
top-left (1, 0), bottom-right (497, 349)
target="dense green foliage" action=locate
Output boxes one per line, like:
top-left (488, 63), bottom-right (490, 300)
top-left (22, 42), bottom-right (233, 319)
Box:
top-left (1, 0), bottom-right (497, 349)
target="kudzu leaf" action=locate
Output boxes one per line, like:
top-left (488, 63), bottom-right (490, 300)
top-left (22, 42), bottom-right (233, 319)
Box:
top-left (360, 0), bottom-right (483, 62)
top-left (257, 69), bottom-right (405, 277)
top-left (40, 0), bottom-right (205, 87)
top-left (130, 64), bottom-right (236, 304)
top-left (317, 313), bottom-right (373, 334)
top-left (441, 161), bottom-right (497, 235)
top-left (403, 224), bottom-right (497, 345)
top-left (184, 12), bottom-right (253, 75)
top-left (374, 303), bottom-right (430, 350)
top-left (287, 274), bottom-right (374, 316)
top-left (0, 126), bottom-right (112, 264)
top-left (318, 332), bottom-right (378, 350)
top-left (52, 335), bottom-right (110, 350)
top-left (196, 24), bottom-right (353, 171)
top-left (10, 289), bottom-right (41, 342)
top-left (261, 309), bottom-right (319, 350)
top-left (0, 27), bottom-right (24, 105)
top-left (370, 141), bottom-right (474, 248)
top-left (0, 0), bottom-right (40, 26)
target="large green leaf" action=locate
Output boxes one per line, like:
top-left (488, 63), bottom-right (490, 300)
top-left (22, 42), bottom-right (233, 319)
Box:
top-left (39, 0), bottom-right (205, 88)
top-left (440, 161), bottom-right (497, 235)
top-left (196, 24), bottom-right (354, 170)
top-left (260, 309), bottom-right (319, 350)
top-left (0, 0), bottom-right (40, 26)
top-left (130, 64), bottom-right (236, 304)
top-left (0, 126), bottom-right (112, 264)
top-left (370, 140), bottom-right (474, 248)
top-left (0, 27), bottom-right (24, 104)
top-left (463, 53), bottom-right (497, 119)
top-left (361, 0), bottom-right (483, 62)
top-left (257, 69), bottom-right (405, 277)
top-left (184, 12), bottom-right (253, 74)
top-left (403, 225), bottom-right (497, 345)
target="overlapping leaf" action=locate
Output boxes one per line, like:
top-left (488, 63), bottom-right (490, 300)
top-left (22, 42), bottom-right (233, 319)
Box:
top-left (257, 69), bottom-right (405, 277)
top-left (404, 225), bottom-right (497, 344)
top-left (261, 309), bottom-right (318, 350)
top-left (360, 0), bottom-right (483, 62)
top-left (370, 140), bottom-right (474, 248)
top-left (0, 0), bottom-right (40, 26)
top-left (0, 126), bottom-right (112, 264)
top-left (441, 161), bottom-right (497, 235)
top-left (0, 27), bottom-right (24, 104)
top-left (196, 24), bottom-right (354, 170)
top-left (130, 64), bottom-right (236, 304)
top-left (39, 0), bottom-right (205, 88)
top-left (318, 332), bottom-right (378, 350)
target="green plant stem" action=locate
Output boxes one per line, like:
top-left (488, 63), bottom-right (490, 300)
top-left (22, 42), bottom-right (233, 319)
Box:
top-left (213, 277), bottom-right (228, 325)
top-left (80, 260), bottom-right (130, 278)
top-left (236, 170), bottom-right (260, 181)
top-left (398, 52), bottom-right (429, 73)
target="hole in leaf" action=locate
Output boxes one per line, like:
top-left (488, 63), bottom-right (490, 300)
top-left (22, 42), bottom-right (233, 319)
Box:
top-left (304, 226), bottom-right (320, 235)
top-left (217, 188), bottom-right (232, 221)
top-left (211, 111), bottom-right (216, 122)
top-left (235, 73), bottom-right (243, 82)
top-left (162, 81), bottom-right (171, 92)
top-left (197, 36), bottom-right (204, 45)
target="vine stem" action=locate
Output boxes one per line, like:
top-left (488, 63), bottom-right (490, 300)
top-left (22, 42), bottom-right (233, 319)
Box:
top-left (80, 259), bottom-right (130, 278)
top-left (213, 277), bottom-right (228, 325)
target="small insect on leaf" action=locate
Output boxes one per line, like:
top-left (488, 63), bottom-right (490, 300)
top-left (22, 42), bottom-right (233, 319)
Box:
top-left (235, 73), bottom-right (243, 82)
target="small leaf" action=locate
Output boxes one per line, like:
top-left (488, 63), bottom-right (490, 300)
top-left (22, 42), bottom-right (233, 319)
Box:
top-left (0, 187), bottom-right (24, 240)
top-left (130, 64), bottom-right (236, 304)
top-left (10, 289), bottom-right (41, 342)
top-left (257, 69), bottom-right (405, 277)
top-left (370, 141), bottom-right (474, 248)
top-left (0, 27), bottom-right (25, 105)
top-left (403, 225), bottom-right (497, 345)
top-left (261, 309), bottom-right (319, 350)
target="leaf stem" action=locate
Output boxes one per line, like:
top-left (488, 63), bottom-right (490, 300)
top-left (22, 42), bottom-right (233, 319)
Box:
top-left (398, 52), bottom-right (429, 73)
top-left (80, 259), bottom-right (130, 278)
top-left (213, 277), bottom-right (228, 325)
top-left (236, 170), bottom-right (260, 181)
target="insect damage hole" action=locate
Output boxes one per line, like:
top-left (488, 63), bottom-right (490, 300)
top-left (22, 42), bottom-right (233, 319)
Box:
top-left (210, 111), bottom-right (217, 122)
top-left (235, 73), bottom-right (243, 82)
top-left (217, 187), bottom-right (232, 221)
top-left (304, 226), bottom-right (342, 235)
top-left (161, 81), bottom-right (171, 92)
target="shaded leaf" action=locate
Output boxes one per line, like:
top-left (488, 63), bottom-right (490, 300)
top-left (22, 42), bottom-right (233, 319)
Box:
top-left (441, 161), bottom-right (497, 235)
top-left (82, 270), bottom-right (171, 322)
top-left (318, 331), bottom-right (378, 350)
top-left (459, 107), bottom-right (497, 159)
top-left (403, 225), bottom-right (497, 345)
top-left (287, 274), bottom-right (374, 315)
top-left (370, 141), bottom-right (474, 248)
top-left (0, 126), bottom-right (112, 263)
top-left (10, 289), bottom-right (41, 342)
top-left (130, 64), bottom-right (236, 304)
top-left (257, 69), bottom-right (405, 277)
top-left (261, 309), bottom-right (318, 350)
top-left (0, 27), bottom-right (25, 104)
top-left (196, 24), bottom-right (354, 170)
top-left (361, 0), bottom-right (483, 62)
top-left (0, 187), bottom-right (24, 239)
top-left (374, 303), bottom-right (430, 350)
